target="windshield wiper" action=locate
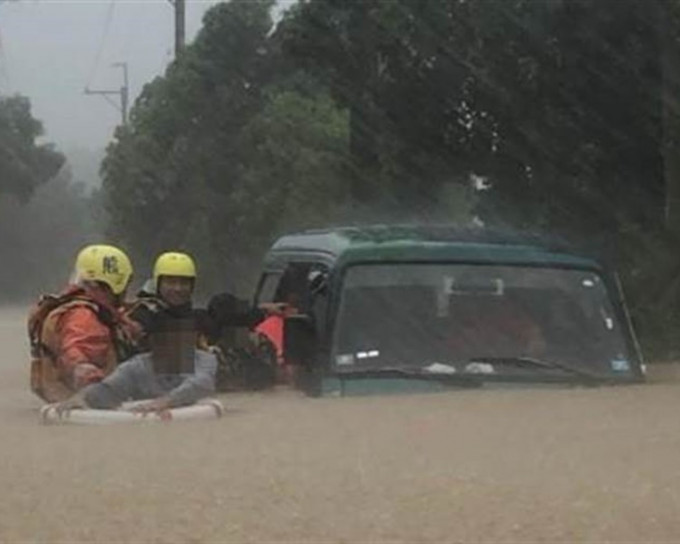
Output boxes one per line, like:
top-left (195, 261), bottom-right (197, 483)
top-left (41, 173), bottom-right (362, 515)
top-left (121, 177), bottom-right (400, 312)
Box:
top-left (465, 356), bottom-right (603, 382)
top-left (335, 367), bottom-right (481, 386)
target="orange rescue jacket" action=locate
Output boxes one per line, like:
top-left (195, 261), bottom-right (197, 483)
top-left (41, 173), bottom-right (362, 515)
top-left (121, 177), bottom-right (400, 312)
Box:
top-left (28, 286), bottom-right (125, 402)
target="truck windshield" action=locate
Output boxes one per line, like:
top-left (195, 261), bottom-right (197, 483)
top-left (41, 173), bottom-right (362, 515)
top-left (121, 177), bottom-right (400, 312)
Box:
top-left (331, 264), bottom-right (634, 377)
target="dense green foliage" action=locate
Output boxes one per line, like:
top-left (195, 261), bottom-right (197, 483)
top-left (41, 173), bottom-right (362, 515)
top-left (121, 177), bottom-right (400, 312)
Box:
top-left (278, 0), bottom-right (668, 233)
top-left (0, 95), bottom-right (63, 202)
top-left (103, 1), bottom-right (351, 292)
top-left (102, 0), bottom-right (680, 355)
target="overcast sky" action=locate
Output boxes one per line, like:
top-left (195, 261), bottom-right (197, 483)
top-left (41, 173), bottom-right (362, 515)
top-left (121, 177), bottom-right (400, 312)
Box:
top-left (0, 0), bottom-right (231, 152)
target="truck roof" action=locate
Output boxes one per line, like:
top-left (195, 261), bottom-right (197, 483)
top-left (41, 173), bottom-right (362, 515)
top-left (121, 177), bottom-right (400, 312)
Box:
top-left (268, 225), bottom-right (601, 270)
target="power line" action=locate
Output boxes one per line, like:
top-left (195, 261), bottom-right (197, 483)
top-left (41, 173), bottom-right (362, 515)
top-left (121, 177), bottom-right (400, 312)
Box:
top-left (86, 0), bottom-right (115, 89)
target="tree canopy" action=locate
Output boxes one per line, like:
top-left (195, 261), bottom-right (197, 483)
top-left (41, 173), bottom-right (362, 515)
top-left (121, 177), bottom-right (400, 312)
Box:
top-left (0, 95), bottom-right (64, 201)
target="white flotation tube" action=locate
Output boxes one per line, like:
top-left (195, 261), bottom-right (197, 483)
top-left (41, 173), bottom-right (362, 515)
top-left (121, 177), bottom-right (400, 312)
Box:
top-left (40, 398), bottom-right (224, 425)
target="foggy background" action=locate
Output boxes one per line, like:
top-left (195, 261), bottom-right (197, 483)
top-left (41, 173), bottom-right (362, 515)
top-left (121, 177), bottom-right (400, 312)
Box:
top-left (2, 1), bottom-right (221, 153)
top-left (0, 1), bottom-right (240, 298)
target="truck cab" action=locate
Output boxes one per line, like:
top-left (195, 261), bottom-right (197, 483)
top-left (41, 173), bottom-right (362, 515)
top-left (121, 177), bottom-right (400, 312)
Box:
top-left (253, 225), bottom-right (645, 396)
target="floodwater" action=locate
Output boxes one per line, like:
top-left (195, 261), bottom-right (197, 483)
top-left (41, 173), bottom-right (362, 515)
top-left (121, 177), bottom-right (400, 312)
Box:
top-left (1, 305), bottom-right (680, 542)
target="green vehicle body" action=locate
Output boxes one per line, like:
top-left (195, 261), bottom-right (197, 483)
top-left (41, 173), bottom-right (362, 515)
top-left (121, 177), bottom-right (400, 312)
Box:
top-left (255, 225), bottom-right (645, 396)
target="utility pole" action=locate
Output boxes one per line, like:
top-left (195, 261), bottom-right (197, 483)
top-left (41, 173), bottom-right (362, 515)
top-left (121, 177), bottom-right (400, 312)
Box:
top-left (113, 62), bottom-right (129, 124)
top-left (167, 0), bottom-right (185, 57)
top-left (84, 62), bottom-right (129, 125)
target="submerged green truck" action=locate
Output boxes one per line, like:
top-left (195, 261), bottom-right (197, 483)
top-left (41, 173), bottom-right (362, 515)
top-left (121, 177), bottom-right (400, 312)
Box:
top-left (253, 225), bottom-right (644, 396)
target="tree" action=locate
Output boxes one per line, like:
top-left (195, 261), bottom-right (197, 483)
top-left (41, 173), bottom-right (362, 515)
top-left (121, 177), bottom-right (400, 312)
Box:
top-left (0, 95), bottom-right (64, 201)
top-left (278, 1), bottom-right (488, 208)
top-left (103, 1), bottom-right (355, 291)
top-left (224, 87), bottom-right (351, 275)
top-left (278, 0), bottom-right (668, 236)
top-left (103, 1), bottom-right (276, 284)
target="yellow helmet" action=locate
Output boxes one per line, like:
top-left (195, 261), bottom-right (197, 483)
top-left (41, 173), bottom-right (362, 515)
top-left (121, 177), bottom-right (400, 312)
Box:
top-left (74, 244), bottom-right (133, 295)
top-left (153, 252), bottom-right (197, 283)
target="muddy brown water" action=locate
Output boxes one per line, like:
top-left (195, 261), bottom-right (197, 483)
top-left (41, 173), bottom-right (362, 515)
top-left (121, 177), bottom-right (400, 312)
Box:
top-left (1, 305), bottom-right (680, 543)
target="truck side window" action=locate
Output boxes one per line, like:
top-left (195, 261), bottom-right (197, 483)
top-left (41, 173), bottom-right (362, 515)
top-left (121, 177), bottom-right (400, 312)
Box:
top-left (255, 272), bottom-right (283, 305)
top-left (261, 262), bottom-right (329, 314)
top-left (273, 264), bottom-right (313, 309)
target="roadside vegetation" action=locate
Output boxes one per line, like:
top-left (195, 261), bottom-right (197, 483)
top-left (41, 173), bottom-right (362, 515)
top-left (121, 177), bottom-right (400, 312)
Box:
top-left (0, 95), bottom-right (101, 299)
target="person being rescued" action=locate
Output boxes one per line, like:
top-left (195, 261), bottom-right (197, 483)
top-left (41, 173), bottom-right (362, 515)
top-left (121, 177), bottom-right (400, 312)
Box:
top-left (203, 284), bottom-right (293, 391)
top-left (252, 267), bottom-right (327, 383)
top-left (28, 244), bottom-right (138, 403)
top-left (56, 318), bottom-right (217, 414)
top-left (53, 251), bottom-right (218, 414)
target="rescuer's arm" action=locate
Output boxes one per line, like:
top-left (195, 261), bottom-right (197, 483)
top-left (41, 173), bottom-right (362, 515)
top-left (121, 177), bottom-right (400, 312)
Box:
top-left (57, 307), bottom-right (111, 388)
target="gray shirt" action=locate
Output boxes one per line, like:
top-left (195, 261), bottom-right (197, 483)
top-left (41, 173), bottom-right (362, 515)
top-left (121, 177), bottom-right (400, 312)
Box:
top-left (82, 350), bottom-right (218, 409)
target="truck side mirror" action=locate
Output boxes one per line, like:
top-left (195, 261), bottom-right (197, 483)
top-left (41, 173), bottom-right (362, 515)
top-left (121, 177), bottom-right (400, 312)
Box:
top-left (284, 314), bottom-right (321, 397)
